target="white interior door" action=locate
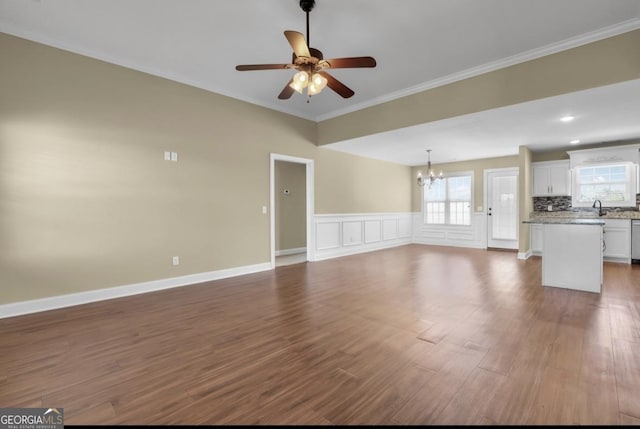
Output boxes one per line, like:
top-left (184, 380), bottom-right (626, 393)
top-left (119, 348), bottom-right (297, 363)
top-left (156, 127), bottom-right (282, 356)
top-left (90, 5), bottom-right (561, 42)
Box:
top-left (486, 169), bottom-right (519, 249)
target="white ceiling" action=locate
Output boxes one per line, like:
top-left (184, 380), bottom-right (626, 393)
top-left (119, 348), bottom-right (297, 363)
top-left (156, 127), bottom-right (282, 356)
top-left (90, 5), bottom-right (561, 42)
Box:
top-left (1, 0), bottom-right (640, 165)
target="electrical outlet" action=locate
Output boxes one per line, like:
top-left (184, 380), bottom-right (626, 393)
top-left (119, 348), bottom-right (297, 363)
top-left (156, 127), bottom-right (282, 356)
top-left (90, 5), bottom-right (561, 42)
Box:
top-left (172, 256), bottom-right (180, 266)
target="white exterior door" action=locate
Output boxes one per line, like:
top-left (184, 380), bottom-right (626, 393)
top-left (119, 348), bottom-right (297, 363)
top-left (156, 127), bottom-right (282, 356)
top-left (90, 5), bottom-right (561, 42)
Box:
top-left (487, 169), bottom-right (519, 249)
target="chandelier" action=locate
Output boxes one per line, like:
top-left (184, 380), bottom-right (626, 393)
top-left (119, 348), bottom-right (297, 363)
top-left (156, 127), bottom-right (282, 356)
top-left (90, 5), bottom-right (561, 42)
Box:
top-left (417, 149), bottom-right (443, 188)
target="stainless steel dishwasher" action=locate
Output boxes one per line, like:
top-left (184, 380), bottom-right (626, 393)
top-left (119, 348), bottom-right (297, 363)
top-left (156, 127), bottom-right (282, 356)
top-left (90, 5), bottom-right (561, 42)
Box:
top-left (633, 220), bottom-right (640, 262)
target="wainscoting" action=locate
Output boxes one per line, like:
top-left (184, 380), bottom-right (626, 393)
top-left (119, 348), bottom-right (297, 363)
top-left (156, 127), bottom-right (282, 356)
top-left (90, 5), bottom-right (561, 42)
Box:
top-left (411, 212), bottom-right (487, 249)
top-left (314, 213), bottom-right (413, 261)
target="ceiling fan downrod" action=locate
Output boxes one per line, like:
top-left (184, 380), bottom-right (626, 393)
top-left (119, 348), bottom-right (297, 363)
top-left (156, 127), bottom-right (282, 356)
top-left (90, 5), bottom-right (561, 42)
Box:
top-left (300, 0), bottom-right (315, 47)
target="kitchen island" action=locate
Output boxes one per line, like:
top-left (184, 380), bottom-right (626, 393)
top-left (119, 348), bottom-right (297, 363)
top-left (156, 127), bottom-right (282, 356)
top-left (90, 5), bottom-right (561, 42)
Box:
top-left (523, 218), bottom-right (604, 293)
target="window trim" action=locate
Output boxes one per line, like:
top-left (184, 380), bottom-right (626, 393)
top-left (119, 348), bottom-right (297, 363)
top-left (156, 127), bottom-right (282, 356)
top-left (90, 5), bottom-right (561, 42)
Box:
top-left (571, 162), bottom-right (637, 208)
top-left (422, 170), bottom-right (474, 226)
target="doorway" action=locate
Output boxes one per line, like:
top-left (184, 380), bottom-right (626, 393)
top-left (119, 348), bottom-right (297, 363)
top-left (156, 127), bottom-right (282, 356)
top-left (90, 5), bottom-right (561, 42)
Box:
top-left (270, 154), bottom-right (315, 267)
top-left (485, 168), bottom-right (519, 250)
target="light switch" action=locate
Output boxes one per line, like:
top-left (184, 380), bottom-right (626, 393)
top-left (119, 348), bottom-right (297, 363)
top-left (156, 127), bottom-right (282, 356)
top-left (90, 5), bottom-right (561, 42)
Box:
top-left (170, 152), bottom-right (178, 162)
top-left (164, 151), bottom-right (171, 161)
top-left (172, 256), bottom-right (180, 266)
top-left (262, 206), bottom-right (267, 214)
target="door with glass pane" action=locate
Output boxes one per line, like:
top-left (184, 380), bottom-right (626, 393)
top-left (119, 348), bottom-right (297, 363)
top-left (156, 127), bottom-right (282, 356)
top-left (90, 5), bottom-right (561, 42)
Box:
top-left (487, 169), bottom-right (519, 249)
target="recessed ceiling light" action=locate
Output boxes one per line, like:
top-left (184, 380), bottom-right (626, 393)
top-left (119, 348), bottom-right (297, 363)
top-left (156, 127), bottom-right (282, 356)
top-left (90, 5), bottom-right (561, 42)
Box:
top-left (560, 115), bottom-right (575, 122)
top-left (570, 139), bottom-right (581, 145)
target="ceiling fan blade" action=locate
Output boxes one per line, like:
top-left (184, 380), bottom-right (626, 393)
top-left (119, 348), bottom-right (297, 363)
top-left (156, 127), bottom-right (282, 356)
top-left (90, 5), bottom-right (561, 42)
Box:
top-left (235, 64), bottom-right (291, 71)
top-left (319, 71), bottom-right (355, 98)
top-left (284, 30), bottom-right (311, 58)
top-left (322, 56), bottom-right (377, 69)
top-left (278, 78), bottom-right (295, 100)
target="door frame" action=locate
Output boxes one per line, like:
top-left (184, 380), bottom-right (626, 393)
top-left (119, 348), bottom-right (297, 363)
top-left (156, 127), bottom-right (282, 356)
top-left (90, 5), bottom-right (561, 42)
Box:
top-left (270, 153), bottom-right (315, 268)
top-left (484, 167), bottom-right (519, 250)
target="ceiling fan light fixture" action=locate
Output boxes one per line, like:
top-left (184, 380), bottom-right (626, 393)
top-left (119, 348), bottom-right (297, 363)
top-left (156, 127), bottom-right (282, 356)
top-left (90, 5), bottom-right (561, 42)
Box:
top-left (307, 73), bottom-right (327, 95)
top-left (311, 72), bottom-right (327, 89)
top-left (289, 70), bottom-right (310, 93)
top-left (289, 81), bottom-right (305, 94)
top-left (293, 70), bottom-right (309, 86)
top-left (307, 82), bottom-right (321, 95)
top-left (290, 83), bottom-right (303, 93)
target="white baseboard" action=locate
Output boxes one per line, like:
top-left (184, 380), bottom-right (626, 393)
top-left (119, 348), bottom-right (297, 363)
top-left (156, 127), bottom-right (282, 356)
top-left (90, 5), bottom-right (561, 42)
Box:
top-left (275, 247), bottom-right (307, 257)
top-left (314, 239), bottom-right (411, 261)
top-left (517, 250), bottom-right (532, 260)
top-left (0, 262), bottom-right (272, 319)
top-left (412, 238), bottom-right (487, 250)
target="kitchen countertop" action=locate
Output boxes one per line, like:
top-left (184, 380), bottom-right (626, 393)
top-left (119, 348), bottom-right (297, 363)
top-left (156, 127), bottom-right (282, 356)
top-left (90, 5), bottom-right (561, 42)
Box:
top-left (530, 210), bottom-right (640, 219)
top-left (523, 218), bottom-right (605, 225)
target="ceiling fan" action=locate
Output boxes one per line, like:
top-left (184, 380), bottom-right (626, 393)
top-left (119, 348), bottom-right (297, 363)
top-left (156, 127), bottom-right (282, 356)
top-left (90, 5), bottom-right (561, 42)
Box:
top-left (235, 0), bottom-right (376, 100)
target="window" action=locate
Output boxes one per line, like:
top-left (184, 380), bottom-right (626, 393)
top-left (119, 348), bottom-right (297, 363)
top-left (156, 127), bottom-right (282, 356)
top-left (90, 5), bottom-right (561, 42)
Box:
top-left (424, 174), bottom-right (472, 225)
top-left (573, 162), bottom-right (636, 207)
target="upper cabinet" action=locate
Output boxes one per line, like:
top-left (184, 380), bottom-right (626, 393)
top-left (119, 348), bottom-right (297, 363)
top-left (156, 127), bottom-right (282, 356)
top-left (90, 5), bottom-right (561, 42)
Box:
top-left (532, 160), bottom-right (571, 197)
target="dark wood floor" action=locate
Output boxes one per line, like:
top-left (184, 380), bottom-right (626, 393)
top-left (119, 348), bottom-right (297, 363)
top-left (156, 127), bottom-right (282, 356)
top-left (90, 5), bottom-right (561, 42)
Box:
top-left (2, 244), bottom-right (640, 425)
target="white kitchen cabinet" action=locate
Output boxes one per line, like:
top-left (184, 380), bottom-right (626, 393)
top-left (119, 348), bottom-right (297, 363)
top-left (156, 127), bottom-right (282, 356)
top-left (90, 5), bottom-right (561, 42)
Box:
top-left (603, 219), bottom-right (631, 263)
top-left (532, 161), bottom-right (571, 196)
top-left (530, 224), bottom-right (543, 255)
top-left (531, 217), bottom-right (632, 263)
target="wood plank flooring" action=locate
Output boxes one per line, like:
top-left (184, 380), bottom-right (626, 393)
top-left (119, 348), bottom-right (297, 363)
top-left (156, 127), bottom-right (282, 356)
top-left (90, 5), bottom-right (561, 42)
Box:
top-left (2, 244), bottom-right (640, 425)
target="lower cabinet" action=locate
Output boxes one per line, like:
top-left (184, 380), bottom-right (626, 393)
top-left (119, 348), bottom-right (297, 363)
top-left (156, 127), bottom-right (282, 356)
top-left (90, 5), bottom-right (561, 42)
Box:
top-left (603, 219), bottom-right (631, 263)
top-left (531, 224), bottom-right (543, 255)
top-left (531, 219), bottom-right (631, 263)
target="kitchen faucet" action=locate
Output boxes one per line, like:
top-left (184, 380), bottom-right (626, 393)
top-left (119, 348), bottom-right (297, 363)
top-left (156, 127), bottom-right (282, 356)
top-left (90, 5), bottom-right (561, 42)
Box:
top-left (592, 199), bottom-right (604, 216)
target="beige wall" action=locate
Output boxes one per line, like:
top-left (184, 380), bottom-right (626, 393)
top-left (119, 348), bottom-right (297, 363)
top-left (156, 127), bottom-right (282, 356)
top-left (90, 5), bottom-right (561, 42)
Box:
top-left (318, 29), bottom-right (640, 146)
top-left (0, 34), bottom-right (411, 304)
top-left (410, 155), bottom-right (519, 212)
top-left (317, 148), bottom-right (412, 213)
top-left (518, 146), bottom-right (533, 253)
top-left (275, 161), bottom-right (306, 251)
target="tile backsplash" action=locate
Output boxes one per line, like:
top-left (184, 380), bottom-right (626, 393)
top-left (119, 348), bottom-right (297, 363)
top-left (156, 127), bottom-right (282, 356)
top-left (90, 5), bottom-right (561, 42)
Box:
top-left (533, 195), bottom-right (640, 213)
